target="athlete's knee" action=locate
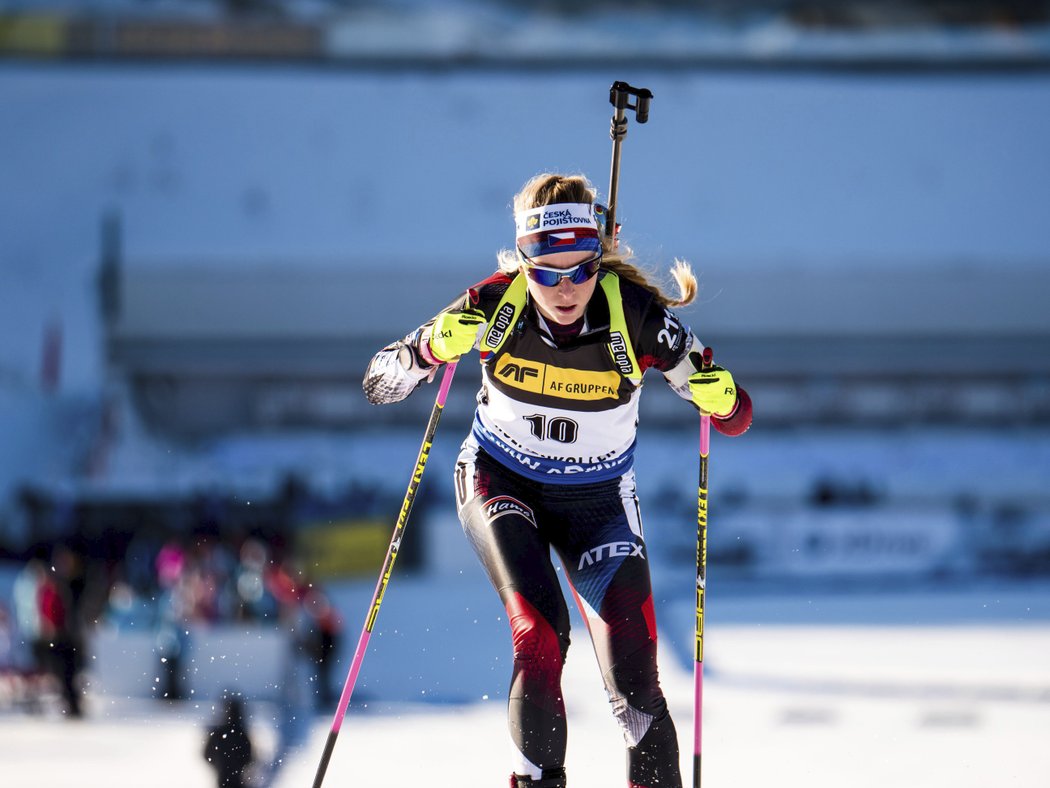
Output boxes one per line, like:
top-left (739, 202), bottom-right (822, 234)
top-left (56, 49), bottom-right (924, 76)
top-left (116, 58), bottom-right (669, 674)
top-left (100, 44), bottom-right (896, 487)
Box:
top-left (609, 688), bottom-right (670, 747)
top-left (605, 650), bottom-right (670, 745)
top-left (505, 591), bottom-right (569, 670)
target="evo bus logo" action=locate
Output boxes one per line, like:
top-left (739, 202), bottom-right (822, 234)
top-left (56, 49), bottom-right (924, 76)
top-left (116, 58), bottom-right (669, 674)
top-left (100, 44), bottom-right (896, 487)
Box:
top-left (577, 541), bottom-right (645, 570)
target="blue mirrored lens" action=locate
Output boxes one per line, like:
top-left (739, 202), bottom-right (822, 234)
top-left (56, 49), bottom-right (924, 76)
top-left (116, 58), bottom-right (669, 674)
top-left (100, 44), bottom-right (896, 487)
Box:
top-left (526, 269), bottom-right (561, 287)
top-left (525, 257), bottom-right (601, 287)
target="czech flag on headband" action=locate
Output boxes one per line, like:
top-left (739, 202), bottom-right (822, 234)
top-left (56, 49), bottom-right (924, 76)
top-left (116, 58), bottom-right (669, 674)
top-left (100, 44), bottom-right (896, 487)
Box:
top-left (547, 232), bottom-right (577, 248)
top-left (519, 227), bottom-right (601, 258)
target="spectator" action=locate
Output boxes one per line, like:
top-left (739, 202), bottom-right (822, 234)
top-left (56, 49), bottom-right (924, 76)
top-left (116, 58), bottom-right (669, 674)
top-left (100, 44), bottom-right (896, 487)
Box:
top-left (11, 559), bottom-right (53, 712)
top-left (12, 560), bottom-right (46, 678)
top-left (203, 689), bottom-right (255, 788)
top-left (261, 565), bottom-right (317, 785)
top-left (154, 538), bottom-right (192, 701)
top-left (302, 585), bottom-right (342, 709)
top-left (37, 556), bottom-right (83, 718)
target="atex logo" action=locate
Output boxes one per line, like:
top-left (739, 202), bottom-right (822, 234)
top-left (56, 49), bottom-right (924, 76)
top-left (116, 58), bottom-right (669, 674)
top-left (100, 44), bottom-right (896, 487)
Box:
top-left (484, 495), bottom-right (537, 527)
top-left (577, 541), bottom-right (645, 569)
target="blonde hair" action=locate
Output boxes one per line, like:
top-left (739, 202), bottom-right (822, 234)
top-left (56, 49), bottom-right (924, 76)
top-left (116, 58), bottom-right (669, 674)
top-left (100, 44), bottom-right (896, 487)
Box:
top-left (498, 172), bottom-right (696, 308)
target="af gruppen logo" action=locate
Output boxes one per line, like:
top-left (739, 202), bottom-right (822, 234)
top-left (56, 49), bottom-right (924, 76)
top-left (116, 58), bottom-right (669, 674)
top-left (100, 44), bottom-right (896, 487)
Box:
top-left (499, 363), bottom-right (540, 384)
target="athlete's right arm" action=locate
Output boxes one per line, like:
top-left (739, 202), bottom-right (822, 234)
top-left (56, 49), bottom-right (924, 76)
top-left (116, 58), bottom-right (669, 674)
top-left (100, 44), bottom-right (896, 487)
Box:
top-left (362, 274), bottom-right (511, 405)
top-left (362, 324), bottom-right (439, 405)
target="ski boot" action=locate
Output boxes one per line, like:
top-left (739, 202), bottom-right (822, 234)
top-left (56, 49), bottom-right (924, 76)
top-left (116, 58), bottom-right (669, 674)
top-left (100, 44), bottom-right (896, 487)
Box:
top-left (509, 767), bottom-right (567, 788)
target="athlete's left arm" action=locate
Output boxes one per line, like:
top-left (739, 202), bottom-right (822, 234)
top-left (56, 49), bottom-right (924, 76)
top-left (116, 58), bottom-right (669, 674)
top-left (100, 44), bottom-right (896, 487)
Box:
top-left (636, 302), bottom-right (752, 436)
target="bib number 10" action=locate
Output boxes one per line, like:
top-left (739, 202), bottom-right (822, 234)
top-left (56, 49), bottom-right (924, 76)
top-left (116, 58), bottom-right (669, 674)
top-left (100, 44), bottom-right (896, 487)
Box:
top-left (524, 414), bottom-right (579, 444)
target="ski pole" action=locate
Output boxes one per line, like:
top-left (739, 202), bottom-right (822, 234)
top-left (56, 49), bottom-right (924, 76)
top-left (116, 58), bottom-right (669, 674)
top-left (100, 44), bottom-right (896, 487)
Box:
top-left (311, 361), bottom-right (458, 788)
top-left (692, 346), bottom-right (718, 788)
top-left (694, 346), bottom-right (713, 788)
top-left (605, 81), bottom-right (653, 243)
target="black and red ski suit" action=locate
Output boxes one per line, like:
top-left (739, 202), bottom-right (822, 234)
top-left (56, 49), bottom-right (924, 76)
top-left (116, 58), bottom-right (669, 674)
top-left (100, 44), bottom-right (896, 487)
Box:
top-left (364, 271), bottom-right (752, 787)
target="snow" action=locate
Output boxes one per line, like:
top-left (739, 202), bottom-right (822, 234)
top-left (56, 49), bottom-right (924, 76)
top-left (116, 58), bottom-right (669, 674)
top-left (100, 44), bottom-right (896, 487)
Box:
top-left (2, 49), bottom-right (1050, 788)
top-left (2, 570), bottom-right (1049, 787)
top-left (2, 415), bottom-right (1048, 785)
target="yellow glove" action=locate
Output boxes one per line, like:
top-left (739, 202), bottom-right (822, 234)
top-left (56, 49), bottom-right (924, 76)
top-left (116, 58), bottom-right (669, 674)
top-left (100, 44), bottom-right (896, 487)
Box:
top-left (688, 363), bottom-right (737, 417)
top-left (427, 309), bottom-right (486, 363)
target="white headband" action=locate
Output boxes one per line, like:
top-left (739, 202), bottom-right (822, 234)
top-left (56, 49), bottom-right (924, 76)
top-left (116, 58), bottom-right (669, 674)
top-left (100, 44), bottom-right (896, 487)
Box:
top-left (514, 203), bottom-right (599, 240)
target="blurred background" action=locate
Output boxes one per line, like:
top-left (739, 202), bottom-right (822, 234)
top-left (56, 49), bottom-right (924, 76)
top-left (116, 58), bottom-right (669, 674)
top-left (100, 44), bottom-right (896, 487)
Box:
top-left (1, 1), bottom-right (1049, 786)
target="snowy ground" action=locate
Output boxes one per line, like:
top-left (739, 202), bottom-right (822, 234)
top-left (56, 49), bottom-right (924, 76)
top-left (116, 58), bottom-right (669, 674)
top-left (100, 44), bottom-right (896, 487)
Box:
top-left (3, 575), bottom-right (1048, 788)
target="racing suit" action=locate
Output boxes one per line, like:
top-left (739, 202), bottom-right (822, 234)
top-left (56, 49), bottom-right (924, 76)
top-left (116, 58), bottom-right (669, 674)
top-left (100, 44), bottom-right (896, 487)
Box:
top-left (364, 270), bottom-right (751, 787)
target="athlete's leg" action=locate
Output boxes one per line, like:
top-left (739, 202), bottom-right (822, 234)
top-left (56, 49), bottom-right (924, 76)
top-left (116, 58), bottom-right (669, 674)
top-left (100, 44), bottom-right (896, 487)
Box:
top-left (551, 472), bottom-right (682, 788)
top-left (456, 449), bottom-right (571, 782)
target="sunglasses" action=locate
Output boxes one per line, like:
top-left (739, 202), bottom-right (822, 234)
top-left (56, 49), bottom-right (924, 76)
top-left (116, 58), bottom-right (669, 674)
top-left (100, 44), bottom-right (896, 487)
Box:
top-left (518, 251), bottom-right (602, 287)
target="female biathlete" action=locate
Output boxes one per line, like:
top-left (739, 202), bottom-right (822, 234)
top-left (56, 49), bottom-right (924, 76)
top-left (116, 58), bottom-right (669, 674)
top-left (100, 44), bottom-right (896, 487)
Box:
top-left (364, 173), bottom-right (752, 788)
